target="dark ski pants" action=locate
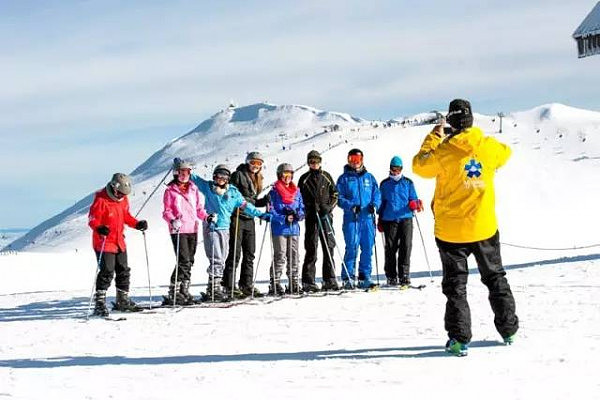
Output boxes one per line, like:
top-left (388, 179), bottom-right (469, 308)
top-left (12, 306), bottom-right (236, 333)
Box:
top-left (95, 249), bottom-right (130, 292)
top-left (302, 213), bottom-right (336, 285)
top-left (435, 231), bottom-right (519, 343)
top-left (382, 218), bottom-right (413, 281)
top-left (169, 232), bottom-right (198, 283)
top-left (223, 218), bottom-right (256, 290)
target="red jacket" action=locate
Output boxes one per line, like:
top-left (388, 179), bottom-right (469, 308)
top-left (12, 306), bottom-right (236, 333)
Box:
top-left (88, 188), bottom-right (138, 253)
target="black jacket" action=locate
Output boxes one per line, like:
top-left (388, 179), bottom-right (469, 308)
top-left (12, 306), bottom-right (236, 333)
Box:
top-left (230, 163), bottom-right (269, 220)
top-left (298, 168), bottom-right (338, 216)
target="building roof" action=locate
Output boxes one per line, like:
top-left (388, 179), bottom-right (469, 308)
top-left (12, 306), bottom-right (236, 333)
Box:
top-left (573, 2), bottom-right (600, 37)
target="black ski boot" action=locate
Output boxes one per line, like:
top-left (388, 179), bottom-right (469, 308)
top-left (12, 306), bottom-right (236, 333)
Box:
top-left (93, 289), bottom-right (109, 317)
top-left (286, 279), bottom-right (303, 295)
top-left (302, 282), bottom-right (320, 293)
top-left (321, 279), bottom-right (340, 291)
top-left (180, 280), bottom-right (196, 305)
top-left (113, 290), bottom-right (142, 312)
top-left (240, 285), bottom-right (264, 298)
top-left (268, 279), bottom-right (285, 296)
top-left (204, 278), bottom-right (227, 302)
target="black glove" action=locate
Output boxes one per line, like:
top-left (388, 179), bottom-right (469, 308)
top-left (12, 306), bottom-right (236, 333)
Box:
top-left (135, 220), bottom-right (148, 231)
top-left (259, 213), bottom-right (271, 222)
top-left (206, 213), bottom-right (218, 225)
top-left (96, 225), bottom-right (110, 236)
top-left (367, 204), bottom-right (376, 214)
top-left (318, 204), bottom-right (331, 216)
top-left (351, 205), bottom-right (361, 215)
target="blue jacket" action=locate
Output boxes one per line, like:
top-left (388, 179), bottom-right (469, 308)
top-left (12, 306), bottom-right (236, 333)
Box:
top-left (191, 174), bottom-right (263, 230)
top-left (378, 176), bottom-right (418, 221)
top-left (268, 185), bottom-right (305, 236)
top-left (336, 165), bottom-right (381, 221)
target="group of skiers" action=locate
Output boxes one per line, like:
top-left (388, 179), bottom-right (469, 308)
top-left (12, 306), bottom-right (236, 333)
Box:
top-left (88, 98), bottom-right (518, 357)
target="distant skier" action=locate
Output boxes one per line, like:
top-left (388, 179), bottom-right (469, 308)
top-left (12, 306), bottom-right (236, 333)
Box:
top-left (268, 163), bottom-right (305, 295)
top-left (223, 151), bottom-right (270, 298)
top-left (412, 99), bottom-right (519, 356)
top-left (190, 162), bottom-right (269, 301)
top-left (162, 158), bottom-right (210, 305)
top-left (298, 150), bottom-right (340, 292)
top-left (377, 156), bottom-right (423, 287)
top-left (336, 149), bottom-right (381, 289)
top-left (88, 173), bottom-right (148, 316)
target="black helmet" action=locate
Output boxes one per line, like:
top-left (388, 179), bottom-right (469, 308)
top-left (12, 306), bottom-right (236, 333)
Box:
top-left (306, 150), bottom-right (322, 163)
top-left (108, 173), bottom-right (132, 195)
top-left (213, 164), bottom-right (231, 178)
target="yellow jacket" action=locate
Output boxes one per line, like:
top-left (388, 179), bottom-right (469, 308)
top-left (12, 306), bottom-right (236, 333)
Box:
top-left (412, 126), bottom-right (511, 243)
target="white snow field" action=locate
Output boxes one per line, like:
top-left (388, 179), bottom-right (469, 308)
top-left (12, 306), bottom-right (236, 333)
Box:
top-left (1, 102), bottom-right (600, 399)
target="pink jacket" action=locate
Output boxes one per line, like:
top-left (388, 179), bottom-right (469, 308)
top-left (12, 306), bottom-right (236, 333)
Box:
top-left (162, 181), bottom-right (208, 234)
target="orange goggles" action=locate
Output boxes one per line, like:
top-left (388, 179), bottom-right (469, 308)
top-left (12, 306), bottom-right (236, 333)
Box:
top-left (281, 171), bottom-right (293, 177)
top-left (249, 159), bottom-right (263, 167)
top-left (348, 154), bottom-right (363, 164)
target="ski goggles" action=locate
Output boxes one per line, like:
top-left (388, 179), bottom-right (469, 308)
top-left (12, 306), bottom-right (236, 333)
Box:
top-left (281, 171), bottom-right (293, 177)
top-left (308, 158), bottom-right (321, 165)
top-left (248, 159), bottom-right (263, 167)
top-left (213, 173), bottom-right (230, 181)
top-left (347, 154), bottom-right (363, 164)
top-left (390, 166), bottom-right (403, 173)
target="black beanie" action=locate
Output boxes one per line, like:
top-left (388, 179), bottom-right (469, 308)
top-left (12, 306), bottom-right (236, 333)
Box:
top-left (447, 99), bottom-right (473, 131)
top-left (348, 148), bottom-right (363, 157)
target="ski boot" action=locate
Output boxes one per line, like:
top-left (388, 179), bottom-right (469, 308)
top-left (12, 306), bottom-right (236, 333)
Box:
top-left (286, 279), bottom-right (303, 295)
top-left (503, 334), bottom-right (516, 345)
top-left (387, 277), bottom-right (398, 286)
top-left (302, 282), bottom-right (320, 293)
top-left (113, 290), bottom-right (143, 312)
top-left (222, 284), bottom-right (245, 299)
top-left (321, 279), bottom-right (340, 291)
top-left (445, 339), bottom-right (469, 357)
top-left (180, 280), bottom-right (197, 305)
top-left (399, 277), bottom-right (411, 290)
top-left (93, 289), bottom-right (109, 317)
top-left (342, 279), bottom-right (356, 290)
top-left (163, 283), bottom-right (188, 305)
top-left (240, 285), bottom-right (264, 298)
top-left (204, 278), bottom-right (227, 302)
top-left (268, 279), bottom-right (285, 296)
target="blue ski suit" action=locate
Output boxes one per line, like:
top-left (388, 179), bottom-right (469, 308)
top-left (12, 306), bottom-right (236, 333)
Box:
top-left (336, 165), bottom-right (381, 282)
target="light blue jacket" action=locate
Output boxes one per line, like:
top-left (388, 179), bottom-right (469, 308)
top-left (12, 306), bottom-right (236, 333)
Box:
top-left (191, 174), bottom-right (263, 230)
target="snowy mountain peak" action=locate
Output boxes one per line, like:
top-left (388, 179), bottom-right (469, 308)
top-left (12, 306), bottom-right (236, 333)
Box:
top-left (511, 103), bottom-right (600, 124)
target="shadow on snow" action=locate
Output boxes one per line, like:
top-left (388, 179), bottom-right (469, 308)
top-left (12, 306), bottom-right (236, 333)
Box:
top-left (0, 341), bottom-right (503, 368)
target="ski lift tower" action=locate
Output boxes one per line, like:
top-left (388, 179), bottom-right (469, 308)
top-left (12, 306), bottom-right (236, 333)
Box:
top-left (497, 112), bottom-right (505, 133)
top-left (573, 2), bottom-right (600, 58)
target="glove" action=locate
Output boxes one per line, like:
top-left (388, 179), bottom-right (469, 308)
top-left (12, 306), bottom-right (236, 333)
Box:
top-left (318, 204), bottom-right (331, 216)
top-left (96, 225), bottom-right (110, 236)
top-left (367, 204), bottom-right (376, 214)
top-left (409, 199), bottom-right (424, 212)
top-left (135, 220), bottom-right (148, 231)
top-left (206, 214), bottom-right (218, 225)
top-left (377, 219), bottom-right (383, 233)
top-left (259, 213), bottom-right (271, 222)
top-left (170, 219), bottom-right (182, 231)
top-left (351, 205), bottom-right (361, 215)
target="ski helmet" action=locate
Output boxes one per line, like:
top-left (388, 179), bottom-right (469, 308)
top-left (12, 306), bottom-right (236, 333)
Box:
top-left (347, 148), bottom-right (363, 157)
top-left (108, 173), bottom-right (132, 195)
top-left (245, 151), bottom-right (264, 164)
top-left (213, 164), bottom-right (231, 178)
top-left (276, 163), bottom-right (294, 178)
top-left (446, 99), bottom-right (473, 131)
top-left (390, 156), bottom-right (403, 168)
top-left (306, 150), bottom-right (322, 163)
top-left (173, 158), bottom-right (194, 171)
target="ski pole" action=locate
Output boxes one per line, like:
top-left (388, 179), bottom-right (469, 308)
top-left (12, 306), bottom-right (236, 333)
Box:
top-left (413, 213), bottom-right (433, 282)
top-left (270, 221), bottom-right (277, 296)
top-left (315, 211), bottom-right (337, 284)
top-left (372, 215), bottom-right (380, 287)
top-left (135, 167), bottom-right (172, 218)
top-left (173, 229), bottom-right (181, 308)
top-left (323, 217), bottom-right (354, 289)
top-left (86, 236), bottom-right (107, 320)
top-left (142, 231), bottom-right (153, 309)
top-left (251, 220), bottom-right (270, 299)
top-left (231, 208), bottom-right (240, 299)
top-left (210, 223), bottom-right (216, 302)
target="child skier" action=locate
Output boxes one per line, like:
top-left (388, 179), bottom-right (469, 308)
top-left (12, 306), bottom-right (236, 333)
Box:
top-left (162, 158), bottom-right (211, 305)
top-left (88, 173), bottom-right (148, 316)
top-left (268, 163), bottom-right (305, 295)
top-left (190, 161), bottom-right (269, 301)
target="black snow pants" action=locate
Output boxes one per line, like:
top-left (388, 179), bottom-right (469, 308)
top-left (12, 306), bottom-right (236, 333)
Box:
top-left (223, 218), bottom-right (256, 290)
top-left (435, 231), bottom-right (519, 343)
top-left (302, 213), bottom-right (336, 285)
top-left (382, 218), bottom-right (413, 281)
top-left (169, 232), bottom-right (198, 283)
top-left (95, 249), bottom-right (130, 292)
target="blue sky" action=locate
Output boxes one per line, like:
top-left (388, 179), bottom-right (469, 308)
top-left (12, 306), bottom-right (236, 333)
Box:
top-left (0, 0), bottom-right (597, 229)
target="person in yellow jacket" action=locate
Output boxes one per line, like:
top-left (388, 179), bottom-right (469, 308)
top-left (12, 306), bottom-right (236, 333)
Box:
top-left (412, 99), bottom-right (518, 357)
